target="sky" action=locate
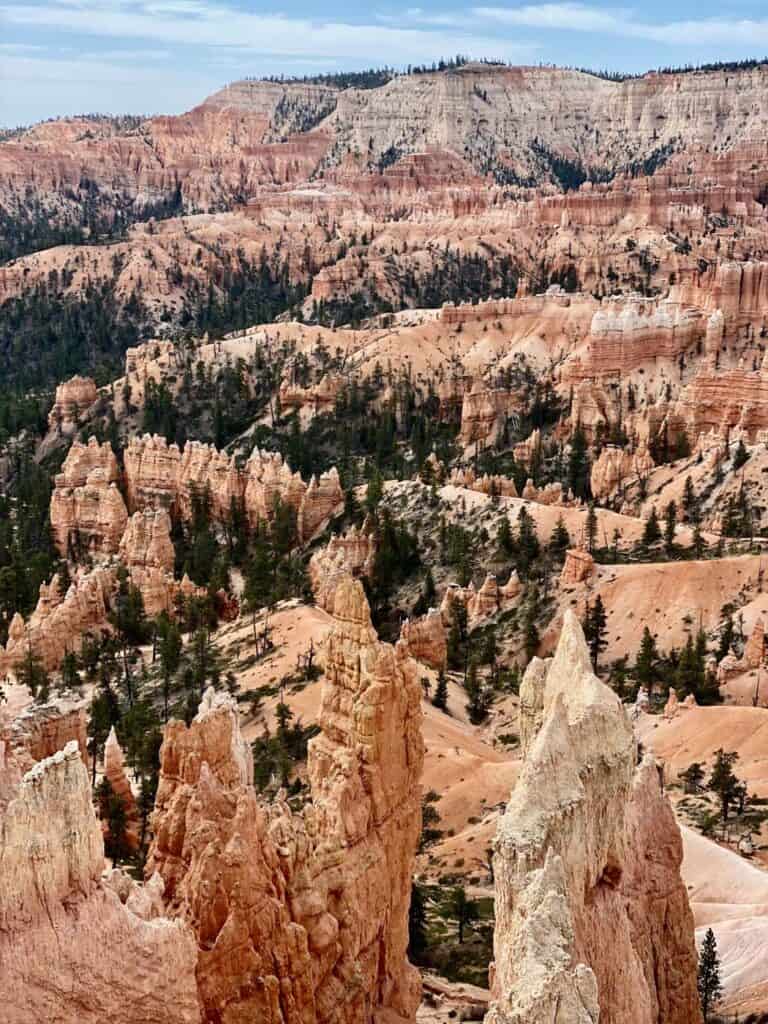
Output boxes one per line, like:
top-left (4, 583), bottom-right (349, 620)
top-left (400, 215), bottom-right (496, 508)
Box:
top-left (2, 0), bottom-right (768, 126)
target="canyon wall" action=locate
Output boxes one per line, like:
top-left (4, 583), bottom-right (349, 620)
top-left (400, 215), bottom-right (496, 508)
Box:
top-left (485, 611), bottom-right (701, 1024)
top-left (147, 577), bottom-right (424, 1023)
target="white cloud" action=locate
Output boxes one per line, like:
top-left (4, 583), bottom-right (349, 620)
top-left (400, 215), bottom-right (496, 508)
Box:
top-left (473, 3), bottom-right (768, 47)
top-left (2, 0), bottom-right (536, 61)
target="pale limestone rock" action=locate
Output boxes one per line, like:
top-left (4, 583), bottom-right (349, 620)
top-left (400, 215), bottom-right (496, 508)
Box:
top-left (0, 740), bottom-right (200, 1024)
top-left (486, 612), bottom-right (702, 1024)
top-left (590, 443), bottom-right (654, 500)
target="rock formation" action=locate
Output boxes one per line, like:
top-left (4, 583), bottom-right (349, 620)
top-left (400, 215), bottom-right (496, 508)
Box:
top-left (560, 548), bottom-right (595, 585)
top-left (459, 382), bottom-right (519, 448)
top-left (118, 508), bottom-right (175, 573)
top-left (308, 520), bottom-right (376, 612)
top-left (147, 577), bottom-right (424, 1023)
top-left (590, 443), bottom-right (654, 500)
top-left (4, 701), bottom-right (88, 772)
top-left (46, 374), bottom-right (98, 435)
top-left (103, 725), bottom-right (140, 850)
top-left (485, 612), bottom-right (702, 1024)
top-left (0, 568), bottom-right (114, 676)
top-left (400, 609), bottom-right (448, 670)
top-left (123, 434), bottom-right (343, 543)
top-left (0, 740), bottom-right (201, 1024)
top-left (441, 573), bottom-right (521, 629)
top-left (50, 468), bottom-right (129, 558)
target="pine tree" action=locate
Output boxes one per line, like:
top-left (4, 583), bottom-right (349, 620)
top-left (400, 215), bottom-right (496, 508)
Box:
top-left (447, 886), bottom-right (479, 944)
top-left (708, 749), bottom-right (741, 821)
top-left (635, 626), bottom-right (658, 687)
top-left (408, 883), bottom-right (428, 963)
top-left (516, 507), bottom-right (540, 578)
top-left (663, 500), bottom-right (677, 555)
top-left (549, 514), bottom-right (571, 557)
top-left (567, 423), bottom-right (590, 500)
top-left (585, 503), bottom-right (598, 554)
top-left (642, 507), bottom-right (662, 547)
top-left (431, 669), bottom-right (449, 712)
top-left (733, 438), bottom-right (749, 471)
top-left (697, 927), bottom-right (723, 1022)
top-left (583, 596), bottom-right (608, 672)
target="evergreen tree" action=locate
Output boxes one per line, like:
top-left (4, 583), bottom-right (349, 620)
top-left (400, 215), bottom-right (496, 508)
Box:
top-left (97, 777), bottom-right (131, 866)
top-left (733, 438), bottom-right (749, 471)
top-left (585, 503), bottom-right (598, 554)
top-left (642, 507), bottom-right (662, 547)
top-left (15, 643), bottom-right (50, 701)
top-left (408, 883), bottom-right (428, 963)
top-left (717, 615), bottom-right (735, 660)
top-left (516, 507), bottom-right (540, 579)
top-left (697, 927), bottom-right (723, 1022)
top-left (707, 749), bottom-right (741, 821)
top-left (663, 500), bottom-right (678, 555)
top-left (635, 626), bottom-right (659, 687)
top-left (549, 514), bottom-right (571, 558)
top-left (680, 761), bottom-right (705, 794)
top-left (583, 596), bottom-right (608, 672)
top-left (447, 886), bottom-right (479, 944)
top-left (431, 669), bottom-right (449, 712)
top-left (567, 423), bottom-right (591, 500)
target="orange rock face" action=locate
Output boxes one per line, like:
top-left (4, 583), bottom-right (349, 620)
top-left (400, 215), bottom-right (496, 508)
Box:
top-left (0, 569), bottom-right (114, 676)
top-left (441, 573), bottom-right (521, 629)
top-left (486, 613), bottom-right (702, 1024)
top-left (560, 548), bottom-right (595, 585)
top-left (0, 740), bottom-right (201, 1024)
top-left (147, 578), bottom-right (424, 1023)
top-left (400, 609), bottom-right (447, 670)
top-left (118, 508), bottom-right (175, 573)
top-left (590, 444), bottom-right (655, 500)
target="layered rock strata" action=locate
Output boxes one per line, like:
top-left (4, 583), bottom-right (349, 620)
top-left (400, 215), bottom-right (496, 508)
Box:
top-left (485, 612), bottom-right (702, 1024)
top-left (0, 740), bottom-right (200, 1024)
top-left (147, 577), bottom-right (424, 1023)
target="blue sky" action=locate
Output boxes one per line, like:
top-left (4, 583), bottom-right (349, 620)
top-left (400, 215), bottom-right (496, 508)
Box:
top-left (2, 0), bottom-right (768, 126)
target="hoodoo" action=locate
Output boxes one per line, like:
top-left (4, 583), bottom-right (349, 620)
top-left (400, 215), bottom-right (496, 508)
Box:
top-left (486, 612), bottom-right (702, 1024)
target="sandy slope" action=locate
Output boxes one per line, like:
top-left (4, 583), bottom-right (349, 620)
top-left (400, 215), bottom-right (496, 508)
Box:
top-left (637, 705), bottom-right (768, 795)
top-left (683, 826), bottom-right (768, 1015)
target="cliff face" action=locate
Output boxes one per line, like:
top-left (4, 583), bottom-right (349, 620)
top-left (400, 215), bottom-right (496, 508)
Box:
top-left (0, 740), bottom-right (201, 1024)
top-left (147, 577), bottom-right (424, 1023)
top-left (486, 612), bottom-right (701, 1024)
